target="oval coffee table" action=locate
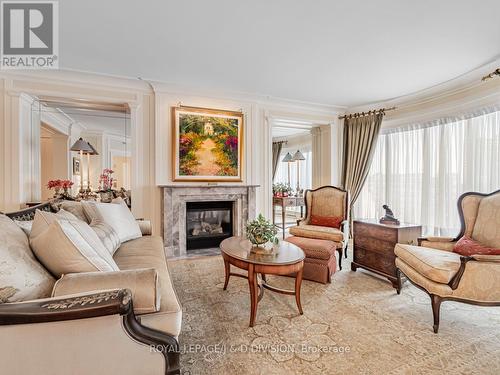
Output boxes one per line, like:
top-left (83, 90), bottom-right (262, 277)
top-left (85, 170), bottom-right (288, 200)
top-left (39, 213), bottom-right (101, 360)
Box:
top-left (220, 236), bottom-right (305, 327)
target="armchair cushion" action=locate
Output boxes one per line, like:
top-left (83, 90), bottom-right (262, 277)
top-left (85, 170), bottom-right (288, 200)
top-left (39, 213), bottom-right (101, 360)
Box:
top-left (394, 244), bottom-right (461, 284)
top-left (289, 224), bottom-right (344, 243)
top-left (30, 211), bottom-right (119, 277)
top-left (309, 215), bottom-right (343, 229)
top-left (52, 269), bottom-right (160, 314)
top-left (453, 236), bottom-right (500, 256)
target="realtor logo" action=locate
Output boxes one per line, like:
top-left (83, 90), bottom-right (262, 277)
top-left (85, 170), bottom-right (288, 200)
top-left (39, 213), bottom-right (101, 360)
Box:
top-left (1, 1), bottom-right (58, 69)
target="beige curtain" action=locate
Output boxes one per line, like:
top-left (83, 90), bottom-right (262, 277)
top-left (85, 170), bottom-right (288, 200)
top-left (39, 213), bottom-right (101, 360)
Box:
top-left (272, 141), bottom-right (284, 181)
top-left (341, 113), bottom-right (383, 207)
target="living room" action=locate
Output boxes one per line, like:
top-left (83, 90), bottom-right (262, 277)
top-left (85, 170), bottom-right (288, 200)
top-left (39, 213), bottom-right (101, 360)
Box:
top-left (0, 1), bottom-right (499, 374)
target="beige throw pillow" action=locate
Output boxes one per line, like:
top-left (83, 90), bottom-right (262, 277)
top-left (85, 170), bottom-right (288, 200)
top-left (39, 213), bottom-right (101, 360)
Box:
top-left (29, 211), bottom-right (119, 277)
top-left (89, 220), bottom-right (121, 256)
top-left (82, 199), bottom-right (142, 243)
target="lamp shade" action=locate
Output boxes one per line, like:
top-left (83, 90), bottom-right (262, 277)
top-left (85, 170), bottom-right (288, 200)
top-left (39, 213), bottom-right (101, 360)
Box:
top-left (84, 142), bottom-right (99, 155)
top-left (70, 138), bottom-right (93, 153)
top-left (282, 152), bottom-right (294, 162)
top-left (292, 150), bottom-right (305, 161)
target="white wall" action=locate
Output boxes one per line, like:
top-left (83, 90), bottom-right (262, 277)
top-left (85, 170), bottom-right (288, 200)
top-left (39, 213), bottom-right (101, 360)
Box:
top-left (0, 71), bottom-right (340, 233)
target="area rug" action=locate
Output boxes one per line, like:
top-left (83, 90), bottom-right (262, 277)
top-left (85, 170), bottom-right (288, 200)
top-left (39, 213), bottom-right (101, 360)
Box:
top-left (169, 255), bottom-right (500, 375)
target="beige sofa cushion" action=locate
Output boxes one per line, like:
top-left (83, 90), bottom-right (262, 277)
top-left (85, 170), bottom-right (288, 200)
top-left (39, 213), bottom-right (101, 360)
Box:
top-left (289, 224), bottom-right (344, 243)
top-left (30, 211), bottom-right (119, 277)
top-left (0, 214), bottom-right (55, 303)
top-left (394, 244), bottom-right (461, 284)
top-left (60, 201), bottom-right (89, 223)
top-left (114, 236), bottom-right (182, 337)
top-left (471, 193), bottom-right (500, 248)
top-left (82, 199), bottom-right (142, 243)
top-left (52, 268), bottom-right (160, 314)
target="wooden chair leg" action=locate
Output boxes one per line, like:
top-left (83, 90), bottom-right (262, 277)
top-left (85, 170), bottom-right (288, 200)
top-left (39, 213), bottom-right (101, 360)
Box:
top-left (337, 248), bottom-right (343, 270)
top-left (430, 294), bottom-right (442, 334)
top-left (395, 268), bottom-right (402, 295)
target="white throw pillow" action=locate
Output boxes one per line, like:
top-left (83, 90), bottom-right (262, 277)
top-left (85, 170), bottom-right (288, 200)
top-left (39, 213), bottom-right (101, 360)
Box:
top-left (89, 220), bottom-right (121, 256)
top-left (29, 211), bottom-right (119, 277)
top-left (82, 199), bottom-right (142, 243)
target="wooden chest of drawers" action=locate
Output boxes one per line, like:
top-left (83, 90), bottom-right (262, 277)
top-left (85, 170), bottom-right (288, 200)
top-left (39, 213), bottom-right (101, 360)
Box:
top-left (352, 219), bottom-right (422, 290)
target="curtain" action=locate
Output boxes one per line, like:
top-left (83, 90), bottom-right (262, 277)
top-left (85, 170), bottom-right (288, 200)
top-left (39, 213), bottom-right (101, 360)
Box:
top-left (341, 113), bottom-right (384, 207)
top-left (272, 141), bottom-right (284, 181)
top-left (354, 109), bottom-right (500, 236)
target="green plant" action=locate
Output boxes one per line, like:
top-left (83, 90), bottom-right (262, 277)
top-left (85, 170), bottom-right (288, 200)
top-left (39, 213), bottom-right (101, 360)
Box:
top-left (246, 214), bottom-right (278, 246)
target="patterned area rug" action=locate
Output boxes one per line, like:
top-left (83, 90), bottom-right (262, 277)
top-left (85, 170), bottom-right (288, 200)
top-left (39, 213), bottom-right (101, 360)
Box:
top-left (169, 255), bottom-right (500, 375)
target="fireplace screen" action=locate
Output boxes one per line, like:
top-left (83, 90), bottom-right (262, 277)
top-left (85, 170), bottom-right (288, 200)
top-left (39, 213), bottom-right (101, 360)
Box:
top-left (186, 201), bottom-right (233, 250)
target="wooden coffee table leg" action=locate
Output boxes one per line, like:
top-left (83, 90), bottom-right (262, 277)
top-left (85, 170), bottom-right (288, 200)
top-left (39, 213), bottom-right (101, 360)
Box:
top-left (223, 258), bottom-right (230, 290)
top-left (295, 267), bottom-right (304, 315)
top-left (248, 264), bottom-right (258, 327)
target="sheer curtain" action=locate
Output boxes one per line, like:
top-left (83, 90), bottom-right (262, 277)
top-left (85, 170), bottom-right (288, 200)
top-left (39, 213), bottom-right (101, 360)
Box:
top-left (354, 109), bottom-right (500, 236)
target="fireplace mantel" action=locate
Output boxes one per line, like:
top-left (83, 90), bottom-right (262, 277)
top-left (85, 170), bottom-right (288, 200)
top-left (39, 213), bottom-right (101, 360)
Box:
top-left (162, 185), bottom-right (257, 257)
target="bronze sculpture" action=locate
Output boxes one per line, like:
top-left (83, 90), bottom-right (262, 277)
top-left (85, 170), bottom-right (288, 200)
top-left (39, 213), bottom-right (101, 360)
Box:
top-left (379, 204), bottom-right (400, 225)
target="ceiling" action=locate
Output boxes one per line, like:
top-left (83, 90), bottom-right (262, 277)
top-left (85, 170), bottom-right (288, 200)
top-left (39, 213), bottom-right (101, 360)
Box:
top-left (60, 0), bottom-right (500, 107)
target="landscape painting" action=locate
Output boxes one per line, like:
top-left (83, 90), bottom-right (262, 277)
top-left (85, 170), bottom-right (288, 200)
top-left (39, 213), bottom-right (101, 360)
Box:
top-left (172, 106), bottom-right (243, 181)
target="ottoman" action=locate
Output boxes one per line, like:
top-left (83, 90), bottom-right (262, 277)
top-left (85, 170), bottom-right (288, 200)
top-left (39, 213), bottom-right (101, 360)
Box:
top-left (285, 236), bottom-right (338, 284)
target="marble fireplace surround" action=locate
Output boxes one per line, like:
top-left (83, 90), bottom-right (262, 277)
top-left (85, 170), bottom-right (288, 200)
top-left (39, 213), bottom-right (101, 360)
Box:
top-left (162, 185), bottom-right (257, 257)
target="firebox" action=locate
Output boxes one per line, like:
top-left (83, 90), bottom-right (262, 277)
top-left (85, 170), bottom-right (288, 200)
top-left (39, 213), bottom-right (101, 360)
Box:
top-left (186, 201), bottom-right (233, 250)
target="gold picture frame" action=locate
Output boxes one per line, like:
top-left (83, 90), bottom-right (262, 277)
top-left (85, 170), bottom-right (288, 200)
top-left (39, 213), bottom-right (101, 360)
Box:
top-left (171, 106), bottom-right (244, 182)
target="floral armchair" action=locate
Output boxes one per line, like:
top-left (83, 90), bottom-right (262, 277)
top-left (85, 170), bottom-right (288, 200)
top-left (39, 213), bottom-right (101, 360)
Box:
top-left (395, 189), bottom-right (500, 333)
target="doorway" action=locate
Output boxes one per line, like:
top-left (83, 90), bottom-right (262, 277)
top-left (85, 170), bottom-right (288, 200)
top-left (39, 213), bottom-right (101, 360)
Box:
top-left (40, 123), bottom-right (69, 201)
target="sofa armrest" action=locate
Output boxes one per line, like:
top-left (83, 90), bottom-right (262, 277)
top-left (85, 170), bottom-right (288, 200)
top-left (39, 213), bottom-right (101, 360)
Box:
top-left (137, 219), bottom-right (152, 235)
top-left (0, 289), bottom-right (130, 325)
top-left (418, 236), bottom-right (456, 251)
top-left (52, 269), bottom-right (160, 315)
top-left (0, 289), bottom-right (180, 375)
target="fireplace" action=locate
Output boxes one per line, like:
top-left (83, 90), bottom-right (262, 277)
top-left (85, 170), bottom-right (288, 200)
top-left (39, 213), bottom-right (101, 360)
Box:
top-left (186, 201), bottom-right (234, 250)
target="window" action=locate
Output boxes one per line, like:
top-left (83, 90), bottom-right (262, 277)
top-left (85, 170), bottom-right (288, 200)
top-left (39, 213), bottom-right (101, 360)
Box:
top-left (354, 109), bottom-right (500, 236)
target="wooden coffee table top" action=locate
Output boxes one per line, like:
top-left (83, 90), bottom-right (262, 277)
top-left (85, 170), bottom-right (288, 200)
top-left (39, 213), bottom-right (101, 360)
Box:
top-left (220, 236), bottom-right (305, 266)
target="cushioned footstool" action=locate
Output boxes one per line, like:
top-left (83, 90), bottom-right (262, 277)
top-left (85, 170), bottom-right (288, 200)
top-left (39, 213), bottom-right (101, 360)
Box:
top-left (285, 236), bottom-right (338, 284)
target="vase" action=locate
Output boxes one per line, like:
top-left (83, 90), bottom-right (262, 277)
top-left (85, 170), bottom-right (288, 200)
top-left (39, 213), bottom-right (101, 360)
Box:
top-left (99, 191), bottom-right (114, 203)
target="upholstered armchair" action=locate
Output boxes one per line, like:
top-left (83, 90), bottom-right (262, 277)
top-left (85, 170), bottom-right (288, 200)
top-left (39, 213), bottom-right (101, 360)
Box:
top-left (289, 186), bottom-right (349, 269)
top-left (395, 190), bottom-right (500, 333)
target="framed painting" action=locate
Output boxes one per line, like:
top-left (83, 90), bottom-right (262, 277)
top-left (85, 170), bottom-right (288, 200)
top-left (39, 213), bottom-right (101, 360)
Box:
top-left (72, 157), bottom-right (81, 175)
top-left (171, 106), bottom-right (244, 182)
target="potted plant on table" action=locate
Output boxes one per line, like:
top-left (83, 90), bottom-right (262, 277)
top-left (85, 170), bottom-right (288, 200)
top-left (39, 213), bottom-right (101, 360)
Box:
top-left (246, 214), bottom-right (279, 253)
top-left (98, 168), bottom-right (115, 203)
top-left (273, 183), bottom-right (292, 198)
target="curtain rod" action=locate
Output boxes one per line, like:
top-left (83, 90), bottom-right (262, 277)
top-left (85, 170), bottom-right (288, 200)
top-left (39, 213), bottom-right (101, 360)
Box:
top-left (272, 140), bottom-right (288, 144)
top-left (482, 68), bottom-right (500, 81)
top-left (338, 106), bottom-right (396, 120)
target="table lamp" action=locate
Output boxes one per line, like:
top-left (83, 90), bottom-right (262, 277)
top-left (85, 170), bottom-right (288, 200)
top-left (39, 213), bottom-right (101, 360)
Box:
top-left (70, 138), bottom-right (93, 195)
top-left (281, 152), bottom-right (294, 187)
top-left (292, 150), bottom-right (305, 193)
top-left (83, 142), bottom-right (99, 193)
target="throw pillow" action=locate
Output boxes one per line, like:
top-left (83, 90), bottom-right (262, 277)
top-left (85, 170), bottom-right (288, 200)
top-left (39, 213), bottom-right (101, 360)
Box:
top-left (0, 214), bottom-right (55, 303)
top-left (14, 220), bottom-right (33, 236)
top-left (89, 220), bottom-right (121, 256)
top-left (59, 201), bottom-right (89, 223)
top-left (29, 208), bottom-right (80, 239)
top-left (82, 199), bottom-right (142, 243)
top-left (29, 211), bottom-right (119, 277)
top-left (453, 236), bottom-right (500, 256)
top-left (309, 214), bottom-right (343, 229)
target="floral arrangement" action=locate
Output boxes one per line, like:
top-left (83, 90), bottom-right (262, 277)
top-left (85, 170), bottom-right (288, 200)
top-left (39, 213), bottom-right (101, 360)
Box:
top-left (47, 179), bottom-right (74, 197)
top-left (246, 214), bottom-right (278, 246)
top-left (99, 168), bottom-right (115, 191)
top-left (273, 182), bottom-right (292, 197)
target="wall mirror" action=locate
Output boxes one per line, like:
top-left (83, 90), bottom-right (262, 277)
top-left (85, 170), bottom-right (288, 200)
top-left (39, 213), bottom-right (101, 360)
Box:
top-left (25, 95), bottom-right (131, 205)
